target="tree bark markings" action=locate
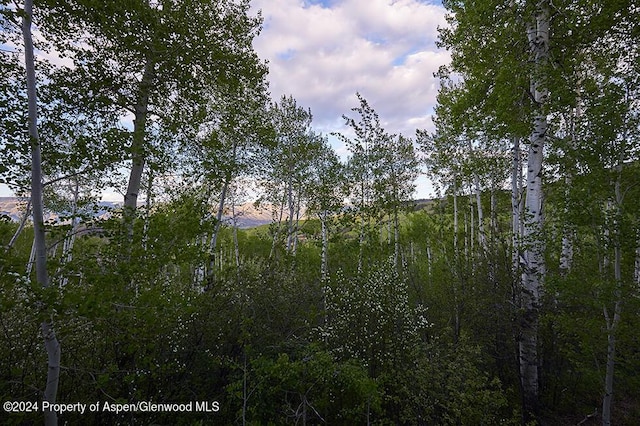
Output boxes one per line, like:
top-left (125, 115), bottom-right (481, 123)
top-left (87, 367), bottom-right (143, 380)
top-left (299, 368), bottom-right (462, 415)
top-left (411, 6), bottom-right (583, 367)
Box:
top-left (22, 1), bottom-right (60, 424)
top-left (519, 0), bottom-right (549, 421)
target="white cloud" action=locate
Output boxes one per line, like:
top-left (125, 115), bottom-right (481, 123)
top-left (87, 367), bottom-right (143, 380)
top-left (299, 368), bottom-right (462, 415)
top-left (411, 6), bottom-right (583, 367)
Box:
top-left (251, 0), bottom-right (449, 198)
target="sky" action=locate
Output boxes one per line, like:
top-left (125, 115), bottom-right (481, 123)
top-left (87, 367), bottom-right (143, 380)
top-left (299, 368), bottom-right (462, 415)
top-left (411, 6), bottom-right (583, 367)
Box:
top-left (250, 0), bottom-right (450, 198)
top-left (0, 0), bottom-right (450, 200)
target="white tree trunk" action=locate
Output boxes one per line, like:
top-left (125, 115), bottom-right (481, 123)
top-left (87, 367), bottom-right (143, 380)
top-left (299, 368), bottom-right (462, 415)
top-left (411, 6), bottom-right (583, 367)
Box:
top-left (141, 168), bottom-right (154, 251)
top-left (27, 237), bottom-right (36, 277)
top-left (292, 187), bottom-right (302, 256)
top-left (124, 58), bottom-right (155, 213)
top-left (22, 1), bottom-right (60, 423)
top-left (560, 100), bottom-right (581, 275)
top-left (4, 199), bottom-right (32, 259)
top-left (559, 217), bottom-right (574, 274)
top-left (602, 165), bottom-right (624, 426)
top-left (468, 189), bottom-right (474, 257)
top-left (393, 208), bottom-right (400, 270)
top-left (286, 179), bottom-right (295, 252)
top-left (511, 137), bottom-right (522, 285)
top-left (208, 180), bottom-right (229, 277)
top-left (193, 187), bottom-right (213, 287)
top-left (474, 174), bottom-right (486, 253)
top-left (270, 186), bottom-right (287, 259)
top-left (358, 215), bottom-right (366, 274)
top-left (453, 176), bottom-right (459, 253)
top-left (58, 180), bottom-right (80, 287)
top-left (320, 211), bottom-right (329, 281)
top-left (468, 140), bottom-right (486, 253)
top-left (520, 1), bottom-right (549, 420)
top-left (634, 228), bottom-right (640, 289)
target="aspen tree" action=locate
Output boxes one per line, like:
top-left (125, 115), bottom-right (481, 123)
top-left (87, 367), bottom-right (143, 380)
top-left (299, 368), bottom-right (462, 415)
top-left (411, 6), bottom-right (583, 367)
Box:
top-left (21, 1), bottom-right (60, 424)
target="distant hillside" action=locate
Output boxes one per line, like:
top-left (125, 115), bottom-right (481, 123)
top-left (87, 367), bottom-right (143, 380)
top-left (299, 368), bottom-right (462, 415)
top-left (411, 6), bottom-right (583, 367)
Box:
top-left (0, 197), bottom-right (274, 228)
top-left (0, 197), bottom-right (122, 223)
top-left (224, 203), bottom-right (273, 229)
top-left (0, 197), bottom-right (29, 221)
top-left (0, 197), bottom-right (434, 228)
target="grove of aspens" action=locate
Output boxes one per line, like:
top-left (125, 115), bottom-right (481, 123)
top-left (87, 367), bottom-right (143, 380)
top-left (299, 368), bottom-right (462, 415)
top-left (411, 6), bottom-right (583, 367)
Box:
top-left (1, 0), bottom-right (639, 425)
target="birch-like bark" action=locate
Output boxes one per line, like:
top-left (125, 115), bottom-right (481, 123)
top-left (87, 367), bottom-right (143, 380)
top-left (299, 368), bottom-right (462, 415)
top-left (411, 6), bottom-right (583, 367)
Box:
top-left (520, 1), bottom-right (549, 420)
top-left (511, 137), bottom-right (522, 280)
top-left (27, 234), bottom-right (36, 277)
top-left (468, 140), bottom-right (486, 253)
top-left (474, 174), bottom-right (486, 253)
top-left (124, 58), bottom-right (155, 231)
top-left (22, 2), bottom-right (60, 423)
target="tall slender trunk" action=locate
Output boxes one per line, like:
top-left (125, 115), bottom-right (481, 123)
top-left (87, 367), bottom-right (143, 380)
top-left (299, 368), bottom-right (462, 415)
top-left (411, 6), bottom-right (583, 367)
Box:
top-left (468, 189), bottom-right (474, 257)
top-left (58, 180), bottom-right (80, 287)
top-left (142, 168), bottom-right (154, 251)
top-left (208, 180), bottom-right (229, 277)
top-left (474, 174), bottom-right (486, 253)
top-left (426, 240), bottom-right (432, 276)
top-left (358, 214), bottom-right (366, 274)
top-left (560, 100), bottom-right (581, 275)
top-left (292, 186), bottom-right (302, 256)
top-left (357, 178), bottom-right (367, 274)
top-left (22, 2), bottom-right (60, 424)
top-left (520, 1), bottom-right (549, 421)
top-left (193, 187), bottom-right (213, 287)
top-left (511, 137), bottom-right (522, 286)
top-left (468, 140), bottom-right (486, 253)
top-left (270, 186), bottom-right (287, 259)
top-left (559, 179), bottom-right (574, 275)
top-left (320, 211), bottom-right (329, 281)
top-left (634, 227), bottom-right (640, 288)
top-left (602, 165), bottom-right (624, 426)
top-left (286, 178), bottom-right (295, 252)
top-left (124, 58), bottom-right (155, 230)
top-left (453, 176), bottom-right (459, 253)
top-left (4, 199), bottom-right (32, 256)
top-left (490, 185), bottom-right (497, 244)
top-left (393, 207), bottom-right (400, 270)
top-left (231, 201), bottom-right (240, 269)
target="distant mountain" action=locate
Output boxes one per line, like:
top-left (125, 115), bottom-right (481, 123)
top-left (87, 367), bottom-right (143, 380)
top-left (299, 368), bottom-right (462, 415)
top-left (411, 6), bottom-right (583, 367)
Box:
top-left (0, 197), bottom-right (274, 228)
top-left (0, 197), bottom-right (122, 223)
top-left (222, 202), bottom-right (274, 229)
top-left (0, 197), bottom-right (433, 229)
top-left (0, 197), bottom-right (28, 222)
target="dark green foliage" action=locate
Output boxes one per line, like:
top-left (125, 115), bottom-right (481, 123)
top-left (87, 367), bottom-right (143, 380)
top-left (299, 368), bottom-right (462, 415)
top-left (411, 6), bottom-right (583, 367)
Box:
top-left (3, 0), bottom-right (640, 424)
